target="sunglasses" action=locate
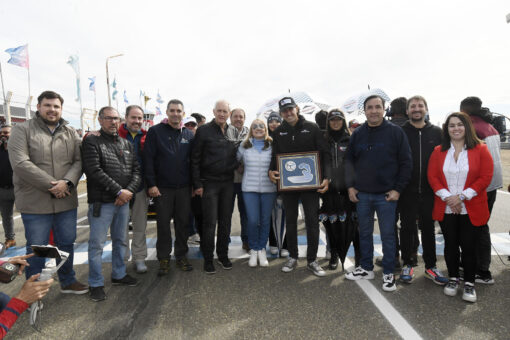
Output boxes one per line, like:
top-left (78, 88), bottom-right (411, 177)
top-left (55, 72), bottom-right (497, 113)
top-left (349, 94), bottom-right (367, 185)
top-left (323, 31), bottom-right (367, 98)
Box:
top-left (252, 124), bottom-right (265, 129)
top-left (184, 123), bottom-right (197, 127)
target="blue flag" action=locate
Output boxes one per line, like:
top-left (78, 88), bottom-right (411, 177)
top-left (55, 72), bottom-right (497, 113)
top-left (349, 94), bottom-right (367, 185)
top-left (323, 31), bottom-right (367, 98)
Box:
top-left (5, 44), bottom-right (29, 68)
top-left (123, 90), bottom-right (129, 104)
top-left (156, 91), bottom-right (164, 104)
top-left (88, 77), bottom-right (96, 92)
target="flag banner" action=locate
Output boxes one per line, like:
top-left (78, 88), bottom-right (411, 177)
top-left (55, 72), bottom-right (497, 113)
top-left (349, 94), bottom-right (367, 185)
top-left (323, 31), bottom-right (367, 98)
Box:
top-left (88, 77), bottom-right (96, 92)
top-left (5, 44), bottom-right (29, 68)
top-left (66, 55), bottom-right (80, 75)
top-left (112, 89), bottom-right (118, 101)
top-left (139, 90), bottom-right (144, 98)
top-left (144, 95), bottom-right (151, 106)
top-left (112, 78), bottom-right (117, 89)
top-left (75, 78), bottom-right (81, 102)
top-left (156, 91), bottom-right (164, 104)
top-left (155, 106), bottom-right (162, 116)
top-left (123, 90), bottom-right (129, 104)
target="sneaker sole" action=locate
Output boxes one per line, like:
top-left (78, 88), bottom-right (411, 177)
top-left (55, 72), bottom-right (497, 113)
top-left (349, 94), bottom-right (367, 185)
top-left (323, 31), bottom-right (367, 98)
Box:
top-left (205, 270), bottom-right (216, 275)
top-left (475, 278), bottom-right (494, 285)
top-left (112, 282), bottom-right (138, 287)
top-left (61, 289), bottom-right (89, 295)
top-left (281, 267), bottom-right (296, 273)
top-left (90, 296), bottom-right (107, 302)
top-left (462, 294), bottom-right (477, 303)
top-left (308, 266), bottom-right (326, 277)
top-left (444, 289), bottom-right (457, 297)
top-left (424, 273), bottom-right (448, 286)
top-left (399, 276), bottom-right (413, 284)
top-left (217, 260), bottom-right (232, 270)
top-left (345, 273), bottom-right (375, 281)
top-left (382, 285), bottom-right (397, 292)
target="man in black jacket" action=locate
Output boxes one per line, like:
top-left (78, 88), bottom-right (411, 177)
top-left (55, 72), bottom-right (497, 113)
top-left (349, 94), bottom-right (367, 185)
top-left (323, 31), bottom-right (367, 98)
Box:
top-left (144, 99), bottom-right (194, 276)
top-left (268, 97), bottom-right (331, 277)
top-left (344, 95), bottom-right (412, 292)
top-left (191, 100), bottom-right (238, 274)
top-left (398, 95), bottom-right (447, 285)
top-left (82, 107), bottom-right (141, 301)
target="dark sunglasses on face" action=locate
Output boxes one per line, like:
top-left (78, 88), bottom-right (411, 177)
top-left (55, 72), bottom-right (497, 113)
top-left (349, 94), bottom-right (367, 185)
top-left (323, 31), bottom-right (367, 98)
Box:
top-left (185, 123), bottom-right (197, 127)
top-left (252, 124), bottom-right (265, 129)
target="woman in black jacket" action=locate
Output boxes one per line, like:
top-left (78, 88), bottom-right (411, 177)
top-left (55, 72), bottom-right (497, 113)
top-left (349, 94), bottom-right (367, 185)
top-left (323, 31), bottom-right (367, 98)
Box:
top-left (321, 109), bottom-right (360, 270)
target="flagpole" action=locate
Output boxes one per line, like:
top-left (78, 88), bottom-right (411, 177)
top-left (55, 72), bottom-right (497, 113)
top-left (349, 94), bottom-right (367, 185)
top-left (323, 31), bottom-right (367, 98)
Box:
top-left (27, 66), bottom-right (32, 120)
top-left (0, 63), bottom-right (7, 122)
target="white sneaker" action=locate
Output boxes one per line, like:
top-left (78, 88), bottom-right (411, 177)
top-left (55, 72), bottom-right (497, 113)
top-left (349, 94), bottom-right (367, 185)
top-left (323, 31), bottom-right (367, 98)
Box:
top-left (248, 250), bottom-right (258, 267)
top-left (281, 257), bottom-right (297, 273)
top-left (258, 250), bottom-right (269, 267)
top-left (345, 266), bottom-right (375, 281)
top-left (307, 261), bottom-right (326, 277)
top-left (462, 282), bottom-right (477, 303)
top-left (382, 273), bottom-right (397, 292)
top-left (444, 278), bottom-right (459, 296)
top-left (280, 249), bottom-right (289, 257)
top-left (269, 246), bottom-right (279, 255)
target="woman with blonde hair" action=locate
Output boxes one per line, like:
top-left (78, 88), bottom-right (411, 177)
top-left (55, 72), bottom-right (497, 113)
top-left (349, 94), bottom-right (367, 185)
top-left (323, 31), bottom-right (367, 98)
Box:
top-left (237, 119), bottom-right (277, 267)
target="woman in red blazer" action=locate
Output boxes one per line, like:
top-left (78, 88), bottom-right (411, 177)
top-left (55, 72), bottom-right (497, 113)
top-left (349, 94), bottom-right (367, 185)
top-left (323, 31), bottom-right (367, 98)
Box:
top-left (427, 112), bottom-right (493, 303)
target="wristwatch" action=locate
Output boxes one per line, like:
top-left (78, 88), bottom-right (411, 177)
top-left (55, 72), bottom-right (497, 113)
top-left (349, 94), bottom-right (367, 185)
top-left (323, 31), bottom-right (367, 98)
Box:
top-left (66, 180), bottom-right (74, 190)
top-left (459, 193), bottom-right (466, 201)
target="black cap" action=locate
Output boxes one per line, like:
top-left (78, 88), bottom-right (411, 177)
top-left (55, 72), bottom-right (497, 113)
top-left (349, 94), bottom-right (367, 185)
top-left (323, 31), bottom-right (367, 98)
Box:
top-left (278, 97), bottom-right (297, 112)
top-left (267, 111), bottom-right (282, 124)
top-left (328, 110), bottom-right (345, 121)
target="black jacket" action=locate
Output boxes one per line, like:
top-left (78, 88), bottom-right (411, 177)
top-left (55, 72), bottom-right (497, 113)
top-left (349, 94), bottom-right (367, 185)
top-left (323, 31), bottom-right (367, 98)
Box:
top-left (345, 119), bottom-right (412, 194)
top-left (401, 121), bottom-right (442, 196)
top-left (191, 120), bottom-right (238, 189)
top-left (82, 130), bottom-right (141, 203)
top-left (270, 115), bottom-right (332, 180)
top-left (144, 123), bottom-right (193, 189)
top-left (326, 130), bottom-right (350, 193)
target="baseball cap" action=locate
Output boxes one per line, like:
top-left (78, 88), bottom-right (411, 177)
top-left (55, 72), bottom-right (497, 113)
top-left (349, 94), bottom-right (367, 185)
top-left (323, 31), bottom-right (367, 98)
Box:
top-left (267, 111), bottom-right (282, 124)
top-left (183, 116), bottom-right (197, 126)
top-left (328, 110), bottom-right (345, 121)
top-left (348, 119), bottom-right (360, 128)
top-left (278, 97), bottom-right (297, 112)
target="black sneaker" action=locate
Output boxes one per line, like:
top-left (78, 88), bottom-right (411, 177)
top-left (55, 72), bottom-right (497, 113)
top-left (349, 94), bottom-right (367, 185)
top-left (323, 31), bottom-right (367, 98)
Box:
top-left (475, 271), bottom-right (494, 284)
top-left (204, 261), bottom-right (216, 274)
top-left (217, 258), bottom-right (233, 270)
top-left (112, 274), bottom-right (138, 286)
top-left (329, 253), bottom-right (339, 270)
top-left (89, 286), bottom-right (106, 302)
top-left (176, 258), bottom-right (193, 272)
top-left (158, 259), bottom-right (170, 276)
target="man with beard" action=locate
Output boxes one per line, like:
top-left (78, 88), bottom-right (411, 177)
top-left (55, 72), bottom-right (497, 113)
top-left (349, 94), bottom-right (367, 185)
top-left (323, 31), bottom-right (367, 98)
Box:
top-left (9, 91), bottom-right (87, 295)
top-left (398, 96), bottom-right (447, 285)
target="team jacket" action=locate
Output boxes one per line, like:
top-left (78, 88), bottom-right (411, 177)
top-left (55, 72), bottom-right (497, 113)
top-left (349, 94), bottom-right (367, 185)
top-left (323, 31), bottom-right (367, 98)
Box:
top-left (144, 123), bottom-right (193, 189)
top-left (401, 121), bottom-right (442, 196)
top-left (269, 115), bottom-right (332, 181)
top-left (82, 130), bottom-right (141, 203)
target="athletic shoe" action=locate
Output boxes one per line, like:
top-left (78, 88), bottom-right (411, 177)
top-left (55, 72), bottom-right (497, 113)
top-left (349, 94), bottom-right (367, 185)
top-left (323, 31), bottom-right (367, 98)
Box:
top-left (112, 274), bottom-right (138, 286)
top-left (329, 253), bottom-right (339, 270)
top-left (475, 271), bottom-right (494, 285)
top-left (258, 250), bottom-right (269, 267)
top-left (399, 265), bottom-right (414, 283)
top-left (382, 273), bottom-right (397, 292)
top-left (269, 246), bottom-right (279, 255)
top-left (424, 267), bottom-right (449, 285)
top-left (307, 261), bottom-right (326, 277)
top-left (89, 286), bottom-right (106, 302)
top-left (217, 258), bottom-right (233, 270)
top-left (462, 283), bottom-right (477, 302)
top-left (280, 249), bottom-right (289, 257)
top-left (444, 278), bottom-right (459, 296)
top-left (134, 260), bottom-right (148, 274)
top-left (281, 257), bottom-right (297, 273)
top-left (204, 261), bottom-right (216, 274)
top-left (345, 266), bottom-right (375, 281)
top-left (176, 258), bottom-right (193, 272)
top-left (158, 259), bottom-right (170, 276)
top-left (248, 250), bottom-right (258, 268)
top-left (61, 281), bottom-right (89, 295)
top-left (188, 233), bottom-right (201, 245)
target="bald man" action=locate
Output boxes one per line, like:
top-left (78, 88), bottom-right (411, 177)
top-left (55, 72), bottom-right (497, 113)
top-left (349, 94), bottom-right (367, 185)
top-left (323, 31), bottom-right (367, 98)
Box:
top-left (191, 100), bottom-right (238, 274)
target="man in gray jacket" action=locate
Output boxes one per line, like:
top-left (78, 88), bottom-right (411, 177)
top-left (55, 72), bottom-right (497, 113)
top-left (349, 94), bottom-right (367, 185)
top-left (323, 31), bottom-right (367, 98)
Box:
top-left (8, 90), bottom-right (87, 294)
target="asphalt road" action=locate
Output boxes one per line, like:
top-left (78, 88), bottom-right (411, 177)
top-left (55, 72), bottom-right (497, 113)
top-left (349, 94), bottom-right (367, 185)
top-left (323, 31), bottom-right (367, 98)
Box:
top-left (1, 188), bottom-right (510, 339)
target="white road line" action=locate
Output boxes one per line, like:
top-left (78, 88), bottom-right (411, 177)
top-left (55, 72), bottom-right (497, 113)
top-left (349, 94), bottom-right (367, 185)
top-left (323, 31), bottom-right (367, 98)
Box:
top-left (319, 227), bottom-right (422, 340)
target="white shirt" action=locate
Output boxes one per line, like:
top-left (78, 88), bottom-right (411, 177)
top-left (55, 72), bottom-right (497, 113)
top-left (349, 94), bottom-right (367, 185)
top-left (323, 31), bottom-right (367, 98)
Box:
top-left (435, 144), bottom-right (477, 214)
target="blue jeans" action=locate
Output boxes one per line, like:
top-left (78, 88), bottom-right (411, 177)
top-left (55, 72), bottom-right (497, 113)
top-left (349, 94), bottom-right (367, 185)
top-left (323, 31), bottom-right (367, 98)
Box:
top-left (88, 203), bottom-right (129, 287)
top-left (22, 209), bottom-right (77, 287)
top-left (356, 192), bottom-right (397, 274)
top-left (243, 192), bottom-right (276, 251)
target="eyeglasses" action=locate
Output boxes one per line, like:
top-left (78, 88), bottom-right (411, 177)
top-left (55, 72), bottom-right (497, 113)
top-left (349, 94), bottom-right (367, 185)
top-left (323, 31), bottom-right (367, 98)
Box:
top-left (252, 124), bottom-right (265, 130)
top-left (102, 116), bottom-right (120, 122)
top-left (184, 123), bottom-right (197, 127)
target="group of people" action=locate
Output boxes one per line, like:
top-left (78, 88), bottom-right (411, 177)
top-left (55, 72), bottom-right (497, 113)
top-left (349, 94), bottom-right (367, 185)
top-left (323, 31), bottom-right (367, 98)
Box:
top-left (0, 89), bottom-right (504, 334)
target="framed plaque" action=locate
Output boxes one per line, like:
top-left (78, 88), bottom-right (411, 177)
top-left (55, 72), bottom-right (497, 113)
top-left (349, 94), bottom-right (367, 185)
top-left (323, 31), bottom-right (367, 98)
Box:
top-left (276, 151), bottom-right (321, 191)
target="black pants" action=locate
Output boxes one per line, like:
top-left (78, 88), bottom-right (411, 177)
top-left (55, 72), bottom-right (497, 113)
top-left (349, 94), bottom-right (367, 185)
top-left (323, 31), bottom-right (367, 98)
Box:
top-left (155, 187), bottom-right (191, 260)
top-left (191, 195), bottom-right (203, 237)
top-left (281, 191), bottom-right (320, 263)
top-left (201, 180), bottom-right (234, 261)
top-left (399, 193), bottom-right (436, 268)
top-left (440, 214), bottom-right (477, 283)
top-left (476, 189), bottom-right (497, 272)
